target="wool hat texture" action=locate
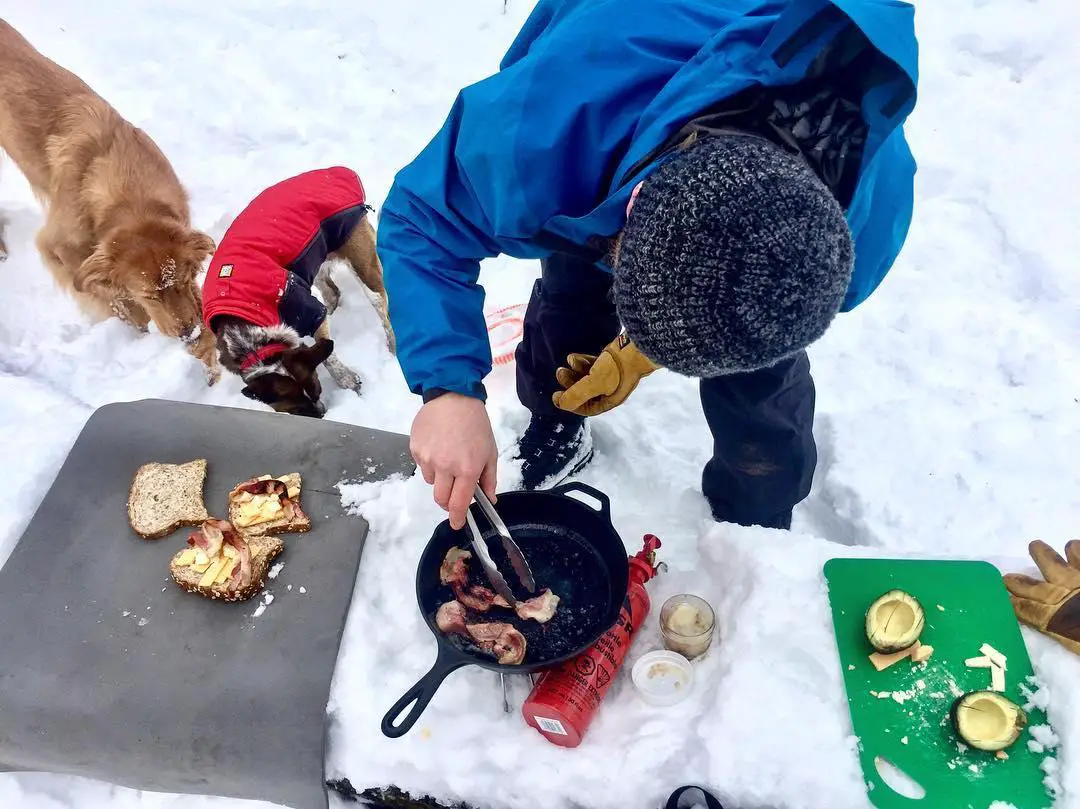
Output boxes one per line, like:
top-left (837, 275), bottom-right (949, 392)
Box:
top-left (613, 132), bottom-right (855, 378)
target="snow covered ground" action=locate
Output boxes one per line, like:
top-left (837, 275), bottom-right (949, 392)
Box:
top-left (1, 0), bottom-right (1079, 808)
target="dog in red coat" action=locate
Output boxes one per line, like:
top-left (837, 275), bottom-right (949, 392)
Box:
top-left (202, 166), bottom-right (394, 417)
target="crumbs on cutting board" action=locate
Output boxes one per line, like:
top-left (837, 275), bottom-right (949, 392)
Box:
top-left (268, 562), bottom-right (285, 580)
top-left (120, 609), bottom-right (151, 627)
top-left (252, 591), bottom-right (275, 619)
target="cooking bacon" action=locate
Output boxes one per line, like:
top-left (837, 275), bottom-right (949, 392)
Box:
top-left (466, 622), bottom-right (527, 665)
top-left (464, 622), bottom-right (506, 644)
top-left (439, 547), bottom-right (472, 588)
top-left (453, 583), bottom-right (498, 612)
top-left (438, 604), bottom-right (527, 664)
top-left (491, 588), bottom-right (560, 624)
top-left (435, 600), bottom-right (468, 635)
top-left (493, 629), bottom-right (526, 665)
top-left (515, 589), bottom-right (560, 623)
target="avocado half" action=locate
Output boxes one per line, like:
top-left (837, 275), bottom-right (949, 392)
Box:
top-left (951, 691), bottom-right (1028, 752)
top-left (864, 590), bottom-right (926, 653)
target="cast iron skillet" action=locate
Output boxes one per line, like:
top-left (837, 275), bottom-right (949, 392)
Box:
top-left (381, 481), bottom-right (629, 738)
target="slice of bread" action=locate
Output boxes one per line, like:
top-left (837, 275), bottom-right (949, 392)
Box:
top-left (228, 472), bottom-right (311, 536)
top-left (128, 459), bottom-right (210, 539)
top-left (170, 534), bottom-right (284, 602)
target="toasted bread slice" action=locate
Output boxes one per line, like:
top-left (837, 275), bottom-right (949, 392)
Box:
top-left (228, 472), bottom-right (311, 536)
top-left (170, 534), bottom-right (284, 602)
top-left (128, 459), bottom-right (210, 539)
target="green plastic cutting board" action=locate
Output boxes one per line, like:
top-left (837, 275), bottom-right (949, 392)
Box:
top-left (824, 558), bottom-right (1058, 809)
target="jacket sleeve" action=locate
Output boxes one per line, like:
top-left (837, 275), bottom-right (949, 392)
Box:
top-left (377, 85), bottom-right (525, 402)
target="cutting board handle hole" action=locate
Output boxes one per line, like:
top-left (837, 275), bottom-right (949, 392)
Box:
top-left (874, 756), bottom-right (926, 800)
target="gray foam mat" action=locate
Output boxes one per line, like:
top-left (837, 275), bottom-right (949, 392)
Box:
top-left (0, 399), bottom-right (414, 809)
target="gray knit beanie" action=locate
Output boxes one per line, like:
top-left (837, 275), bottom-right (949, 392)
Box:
top-left (614, 133), bottom-right (855, 377)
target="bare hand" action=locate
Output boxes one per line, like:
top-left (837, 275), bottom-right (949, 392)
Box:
top-left (410, 393), bottom-right (498, 530)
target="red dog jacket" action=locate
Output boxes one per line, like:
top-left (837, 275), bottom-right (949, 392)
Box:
top-left (203, 166), bottom-right (369, 338)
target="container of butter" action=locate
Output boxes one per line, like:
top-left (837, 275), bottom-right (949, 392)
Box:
top-left (659, 594), bottom-right (716, 661)
top-left (631, 650), bottom-right (694, 706)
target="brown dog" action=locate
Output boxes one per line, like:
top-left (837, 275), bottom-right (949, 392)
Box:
top-left (0, 19), bottom-right (218, 376)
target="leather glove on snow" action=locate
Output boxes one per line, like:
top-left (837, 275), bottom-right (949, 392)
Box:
top-left (1002, 540), bottom-right (1080, 656)
top-left (552, 333), bottom-right (661, 417)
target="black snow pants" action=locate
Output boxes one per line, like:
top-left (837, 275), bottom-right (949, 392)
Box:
top-left (514, 252), bottom-right (817, 530)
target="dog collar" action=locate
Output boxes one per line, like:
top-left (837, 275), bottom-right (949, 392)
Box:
top-left (239, 342), bottom-right (290, 372)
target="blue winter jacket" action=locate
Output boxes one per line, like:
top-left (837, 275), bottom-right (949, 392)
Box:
top-left (378, 0), bottom-right (919, 401)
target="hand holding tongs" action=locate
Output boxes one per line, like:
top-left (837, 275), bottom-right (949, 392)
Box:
top-left (465, 486), bottom-right (536, 608)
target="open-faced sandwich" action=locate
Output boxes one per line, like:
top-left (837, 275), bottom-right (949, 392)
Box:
top-left (170, 518), bottom-right (283, 602)
top-left (128, 459), bottom-right (210, 539)
top-left (227, 473), bottom-right (311, 536)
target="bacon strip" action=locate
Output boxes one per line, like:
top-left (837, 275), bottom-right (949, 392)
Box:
top-left (491, 588), bottom-right (560, 623)
top-left (453, 583), bottom-right (497, 612)
top-left (465, 622), bottom-right (527, 665)
top-left (439, 547), bottom-right (472, 587)
top-left (188, 520), bottom-right (225, 558)
top-left (436, 601), bottom-right (468, 635)
top-left (221, 523), bottom-right (253, 588)
top-left (466, 622), bottom-right (509, 644)
top-left (282, 498), bottom-right (309, 524)
top-left (515, 589), bottom-right (560, 624)
top-left (492, 628), bottom-right (527, 665)
top-left (235, 478), bottom-right (287, 498)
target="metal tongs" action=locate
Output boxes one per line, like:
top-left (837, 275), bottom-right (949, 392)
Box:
top-left (465, 485), bottom-right (536, 608)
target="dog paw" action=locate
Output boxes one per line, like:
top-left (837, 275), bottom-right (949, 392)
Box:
top-left (329, 368), bottom-right (362, 393)
top-left (324, 353), bottom-right (363, 393)
top-left (206, 367), bottom-right (222, 387)
top-left (342, 373), bottom-right (363, 394)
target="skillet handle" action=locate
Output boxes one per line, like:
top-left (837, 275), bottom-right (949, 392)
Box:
top-left (381, 644), bottom-right (468, 738)
top-left (550, 481), bottom-right (612, 524)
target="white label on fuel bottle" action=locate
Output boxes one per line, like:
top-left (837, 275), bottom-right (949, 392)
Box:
top-left (536, 716), bottom-right (568, 736)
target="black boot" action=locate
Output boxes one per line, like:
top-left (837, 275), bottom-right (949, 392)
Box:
top-left (510, 413), bottom-right (594, 490)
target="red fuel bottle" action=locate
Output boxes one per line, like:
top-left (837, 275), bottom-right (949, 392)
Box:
top-left (521, 534), bottom-right (662, 747)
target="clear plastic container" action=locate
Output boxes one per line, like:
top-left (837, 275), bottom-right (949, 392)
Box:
top-left (631, 650), bottom-right (694, 706)
top-left (659, 594), bottom-right (716, 661)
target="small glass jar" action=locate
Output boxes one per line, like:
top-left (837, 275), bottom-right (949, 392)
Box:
top-left (659, 594), bottom-right (716, 661)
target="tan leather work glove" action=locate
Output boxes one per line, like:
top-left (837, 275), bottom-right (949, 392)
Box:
top-left (1002, 540), bottom-right (1080, 656)
top-left (551, 333), bottom-right (661, 417)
